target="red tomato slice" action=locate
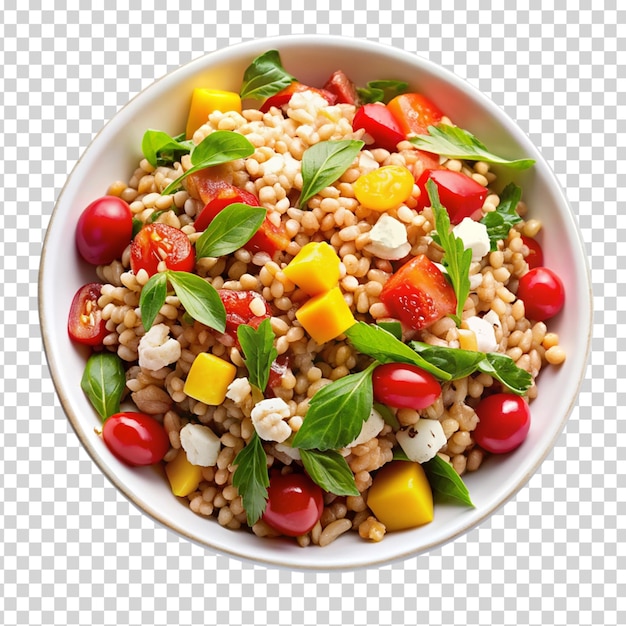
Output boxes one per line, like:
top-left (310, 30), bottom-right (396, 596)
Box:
top-left (379, 254), bottom-right (456, 330)
top-left (217, 289), bottom-right (271, 343)
top-left (323, 70), bottom-right (359, 105)
top-left (130, 223), bottom-right (195, 277)
top-left (68, 283), bottom-right (107, 346)
top-left (266, 354), bottom-right (291, 397)
top-left (260, 82), bottom-right (336, 113)
top-left (194, 186), bottom-right (260, 232)
top-left (352, 103), bottom-right (406, 152)
top-left (416, 169), bottom-right (488, 224)
top-left (246, 217), bottom-right (291, 258)
top-left (387, 93), bottom-right (443, 136)
top-left (185, 165), bottom-right (234, 204)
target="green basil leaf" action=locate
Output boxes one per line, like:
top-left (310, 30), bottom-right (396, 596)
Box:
top-left (161, 130), bottom-right (255, 195)
top-left (357, 79), bottom-right (409, 104)
top-left (344, 322), bottom-right (451, 381)
top-left (240, 49), bottom-right (296, 100)
top-left (232, 432), bottom-right (269, 526)
top-left (165, 270), bottom-right (226, 333)
top-left (292, 363), bottom-right (376, 451)
top-left (392, 447), bottom-right (410, 461)
top-left (139, 271), bottom-right (168, 332)
top-left (373, 402), bottom-right (400, 430)
top-left (376, 320), bottom-right (403, 341)
top-left (141, 129), bottom-right (195, 168)
top-left (410, 124), bottom-right (535, 170)
top-left (428, 179), bottom-right (472, 326)
top-left (237, 318), bottom-right (278, 393)
top-left (423, 455), bottom-right (475, 507)
top-left (409, 341), bottom-right (486, 380)
top-left (131, 217), bottom-right (143, 239)
top-left (80, 352), bottom-right (126, 422)
top-left (480, 182), bottom-right (523, 251)
top-left (195, 203), bottom-right (266, 259)
top-left (478, 352), bottom-right (533, 396)
top-left (298, 139), bottom-right (364, 208)
top-left (300, 449), bottom-right (360, 496)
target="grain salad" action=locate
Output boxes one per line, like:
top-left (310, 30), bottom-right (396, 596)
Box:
top-left (69, 50), bottom-right (566, 546)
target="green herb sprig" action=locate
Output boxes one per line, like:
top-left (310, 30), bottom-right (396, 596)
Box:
top-left (232, 432), bottom-right (270, 526)
top-left (423, 455), bottom-right (475, 507)
top-left (357, 79), bottom-right (408, 104)
top-left (300, 449), bottom-right (360, 497)
top-left (240, 50), bottom-right (295, 100)
top-left (480, 182), bottom-right (523, 251)
top-left (80, 352), bottom-right (126, 422)
top-left (237, 318), bottom-right (278, 394)
top-left (141, 130), bottom-right (195, 168)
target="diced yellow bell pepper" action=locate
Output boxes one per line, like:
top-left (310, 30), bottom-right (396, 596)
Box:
top-left (165, 449), bottom-right (203, 497)
top-left (186, 88), bottom-right (242, 139)
top-left (183, 353), bottom-right (237, 406)
top-left (367, 460), bottom-right (434, 531)
top-left (353, 165), bottom-right (415, 212)
top-left (282, 241), bottom-right (341, 296)
top-left (458, 328), bottom-right (478, 351)
top-left (295, 286), bottom-right (356, 345)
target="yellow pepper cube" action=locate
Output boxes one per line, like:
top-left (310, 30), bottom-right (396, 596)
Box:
top-left (186, 88), bottom-right (242, 139)
top-left (367, 461), bottom-right (434, 531)
top-left (282, 241), bottom-right (341, 296)
top-left (183, 352), bottom-right (237, 406)
top-left (458, 328), bottom-right (478, 351)
top-left (295, 286), bottom-right (356, 345)
top-left (353, 165), bottom-right (415, 212)
top-left (165, 450), bottom-right (203, 497)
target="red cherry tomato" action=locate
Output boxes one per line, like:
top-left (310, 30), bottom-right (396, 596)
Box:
top-left (75, 195), bottom-right (133, 265)
top-left (102, 412), bottom-right (170, 466)
top-left (262, 472), bottom-right (324, 537)
top-left (516, 266), bottom-right (565, 321)
top-left (130, 223), bottom-right (195, 277)
top-left (372, 362), bottom-right (441, 410)
top-left (67, 283), bottom-right (107, 346)
top-left (521, 235), bottom-right (544, 270)
top-left (387, 93), bottom-right (443, 136)
top-left (416, 169), bottom-right (488, 224)
top-left (352, 103), bottom-right (406, 152)
top-left (473, 393), bottom-right (531, 454)
top-left (194, 185), bottom-right (260, 232)
top-left (260, 82), bottom-right (336, 113)
top-left (217, 289), bottom-right (272, 343)
top-left (323, 70), bottom-right (359, 105)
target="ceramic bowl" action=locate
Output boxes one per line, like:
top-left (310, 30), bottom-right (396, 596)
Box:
top-left (39, 35), bottom-right (592, 569)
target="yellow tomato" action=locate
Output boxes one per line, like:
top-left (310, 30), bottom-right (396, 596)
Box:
top-left (353, 165), bottom-right (415, 212)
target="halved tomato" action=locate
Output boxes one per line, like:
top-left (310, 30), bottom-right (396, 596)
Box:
top-left (194, 186), bottom-right (260, 232)
top-left (217, 289), bottom-right (272, 343)
top-left (130, 223), bottom-right (195, 277)
top-left (68, 283), bottom-right (107, 346)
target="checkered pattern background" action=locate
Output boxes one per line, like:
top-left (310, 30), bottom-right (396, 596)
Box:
top-left (1, 1), bottom-right (622, 624)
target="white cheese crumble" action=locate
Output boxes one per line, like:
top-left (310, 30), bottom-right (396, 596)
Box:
top-left (137, 323), bottom-right (181, 371)
top-left (364, 214), bottom-right (412, 260)
top-left (180, 423), bottom-right (221, 467)
top-left (396, 418), bottom-right (447, 463)
top-left (452, 217), bottom-right (491, 262)
top-left (250, 397), bottom-right (292, 443)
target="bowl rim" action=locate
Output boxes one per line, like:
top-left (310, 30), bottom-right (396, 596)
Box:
top-left (39, 33), bottom-right (593, 570)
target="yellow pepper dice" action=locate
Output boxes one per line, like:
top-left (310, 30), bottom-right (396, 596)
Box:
top-left (295, 286), bottom-right (356, 345)
top-left (367, 461), bottom-right (434, 531)
top-left (458, 328), bottom-right (478, 351)
top-left (282, 241), bottom-right (341, 296)
top-left (183, 352), bottom-right (237, 406)
top-left (165, 450), bottom-right (203, 497)
top-left (353, 165), bottom-right (415, 212)
top-left (185, 88), bottom-right (242, 139)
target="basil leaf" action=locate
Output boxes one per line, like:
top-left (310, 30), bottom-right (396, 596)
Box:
top-left (141, 129), bottom-right (194, 168)
top-left (195, 203), bottom-right (267, 259)
top-left (409, 341), bottom-right (486, 380)
top-left (423, 455), bottom-right (475, 507)
top-left (300, 449), bottom-right (360, 496)
top-left (237, 318), bottom-right (278, 392)
top-left (298, 140), bottom-right (364, 208)
top-left (357, 79), bottom-right (408, 104)
top-left (165, 270), bottom-right (226, 333)
top-left (240, 49), bottom-right (295, 100)
top-left (80, 352), bottom-right (126, 422)
top-left (292, 363), bottom-right (376, 451)
top-left (480, 182), bottom-right (523, 251)
top-left (232, 432), bottom-right (269, 526)
top-left (139, 271), bottom-right (168, 332)
top-left (161, 130), bottom-right (255, 195)
top-left (344, 321), bottom-right (451, 381)
top-left (410, 124), bottom-right (535, 170)
top-left (374, 402), bottom-right (400, 430)
top-left (392, 447), bottom-right (410, 461)
top-left (428, 179), bottom-right (472, 326)
top-left (376, 320), bottom-right (402, 341)
top-left (478, 352), bottom-right (533, 395)
top-left (131, 217), bottom-right (143, 239)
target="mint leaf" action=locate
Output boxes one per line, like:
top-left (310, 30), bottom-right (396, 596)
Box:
top-left (80, 352), bottom-right (126, 422)
top-left (232, 432), bottom-right (269, 526)
top-left (300, 449), bottom-right (360, 496)
top-left (139, 271), bottom-right (168, 331)
top-left (240, 50), bottom-right (295, 100)
top-left (480, 182), bottom-right (523, 251)
top-left (237, 318), bottom-right (278, 393)
top-left (423, 455), bottom-right (475, 507)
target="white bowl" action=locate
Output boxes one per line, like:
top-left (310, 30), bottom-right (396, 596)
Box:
top-left (39, 35), bottom-right (592, 570)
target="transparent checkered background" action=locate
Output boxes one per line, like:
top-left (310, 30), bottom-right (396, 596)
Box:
top-left (1, 1), bottom-right (622, 625)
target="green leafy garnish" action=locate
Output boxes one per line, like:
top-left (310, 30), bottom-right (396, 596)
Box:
top-left (161, 130), bottom-right (255, 195)
top-left (409, 124), bottom-right (535, 170)
top-left (376, 320), bottom-right (403, 341)
top-left (292, 362), bottom-right (376, 451)
top-left (422, 455), bottom-right (475, 507)
top-left (80, 352), bottom-right (126, 422)
top-left (300, 449), bottom-right (360, 496)
top-left (374, 402), bottom-right (400, 430)
top-left (141, 130), bottom-right (195, 168)
top-left (237, 319), bottom-right (278, 393)
top-left (232, 432), bottom-right (270, 526)
top-left (357, 79), bottom-right (408, 104)
top-left (480, 182), bottom-right (523, 251)
top-left (298, 139), bottom-right (364, 208)
top-left (476, 352), bottom-right (533, 396)
top-left (138, 271), bottom-right (168, 332)
top-left (239, 49), bottom-right (295, 100)
top-left (427, 179), bottom-right (472, 326)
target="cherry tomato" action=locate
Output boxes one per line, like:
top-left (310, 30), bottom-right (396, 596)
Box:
top-left (379, 254), bottom-right (457, 330)
top-left (521, 235), bottom-right (544, 270)
top-left (102, 412), bottom-right (170, 466)
top-left (130, 223), bottom-right (195, 277)
top-left (217, 289), bottom-right (272, 343)
top-left (323, 69), bottom-right (359, 105)
top-left (67, 283), bottom-right (107, 346)
top-left (194, 185), bottom-right (260, 232)
top-left (185, 165), bottom-right (234, 204)
top-left (516, 266), bottom-right (565, 321)
top-left (473, 393), bottom-right (531, 454)
top-left (372, 362), bottom-right (441, 410)
top-left (246, 217), bottom-right (291, 258)
top-left (387, 93), bottom-right (443, 136)
top-left (260, 82), bottom-right (336, 113)
top-left (416, 169), bottom-right (488, 224)
top-left (262, 471), bottom-right (324, 537)
top-left (75, 195), bottom-right (133, 265)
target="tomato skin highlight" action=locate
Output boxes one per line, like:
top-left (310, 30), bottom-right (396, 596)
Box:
top-left (516, 267), bottom-right (565, 321)
top-left (75, 195), bottom-right (133, 265)
top-left (68, 283), bottom-right (107, 346)
top-left (262, 472), bottom-right (324, 537)
top-left (102, 412), bottom-right (170, 466)
top-left (387, 93), bottom-right (443, 136)
top-left (372, 363), bottom-right (441, 410)
top-left (352, 103), bottom-right (406, 152)
top-left (130, 223), bottom-right (195, 277)
top-left (473, 394), bottom-right (531, 454)
top-left (521, 235), bottom-right (544, 270)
